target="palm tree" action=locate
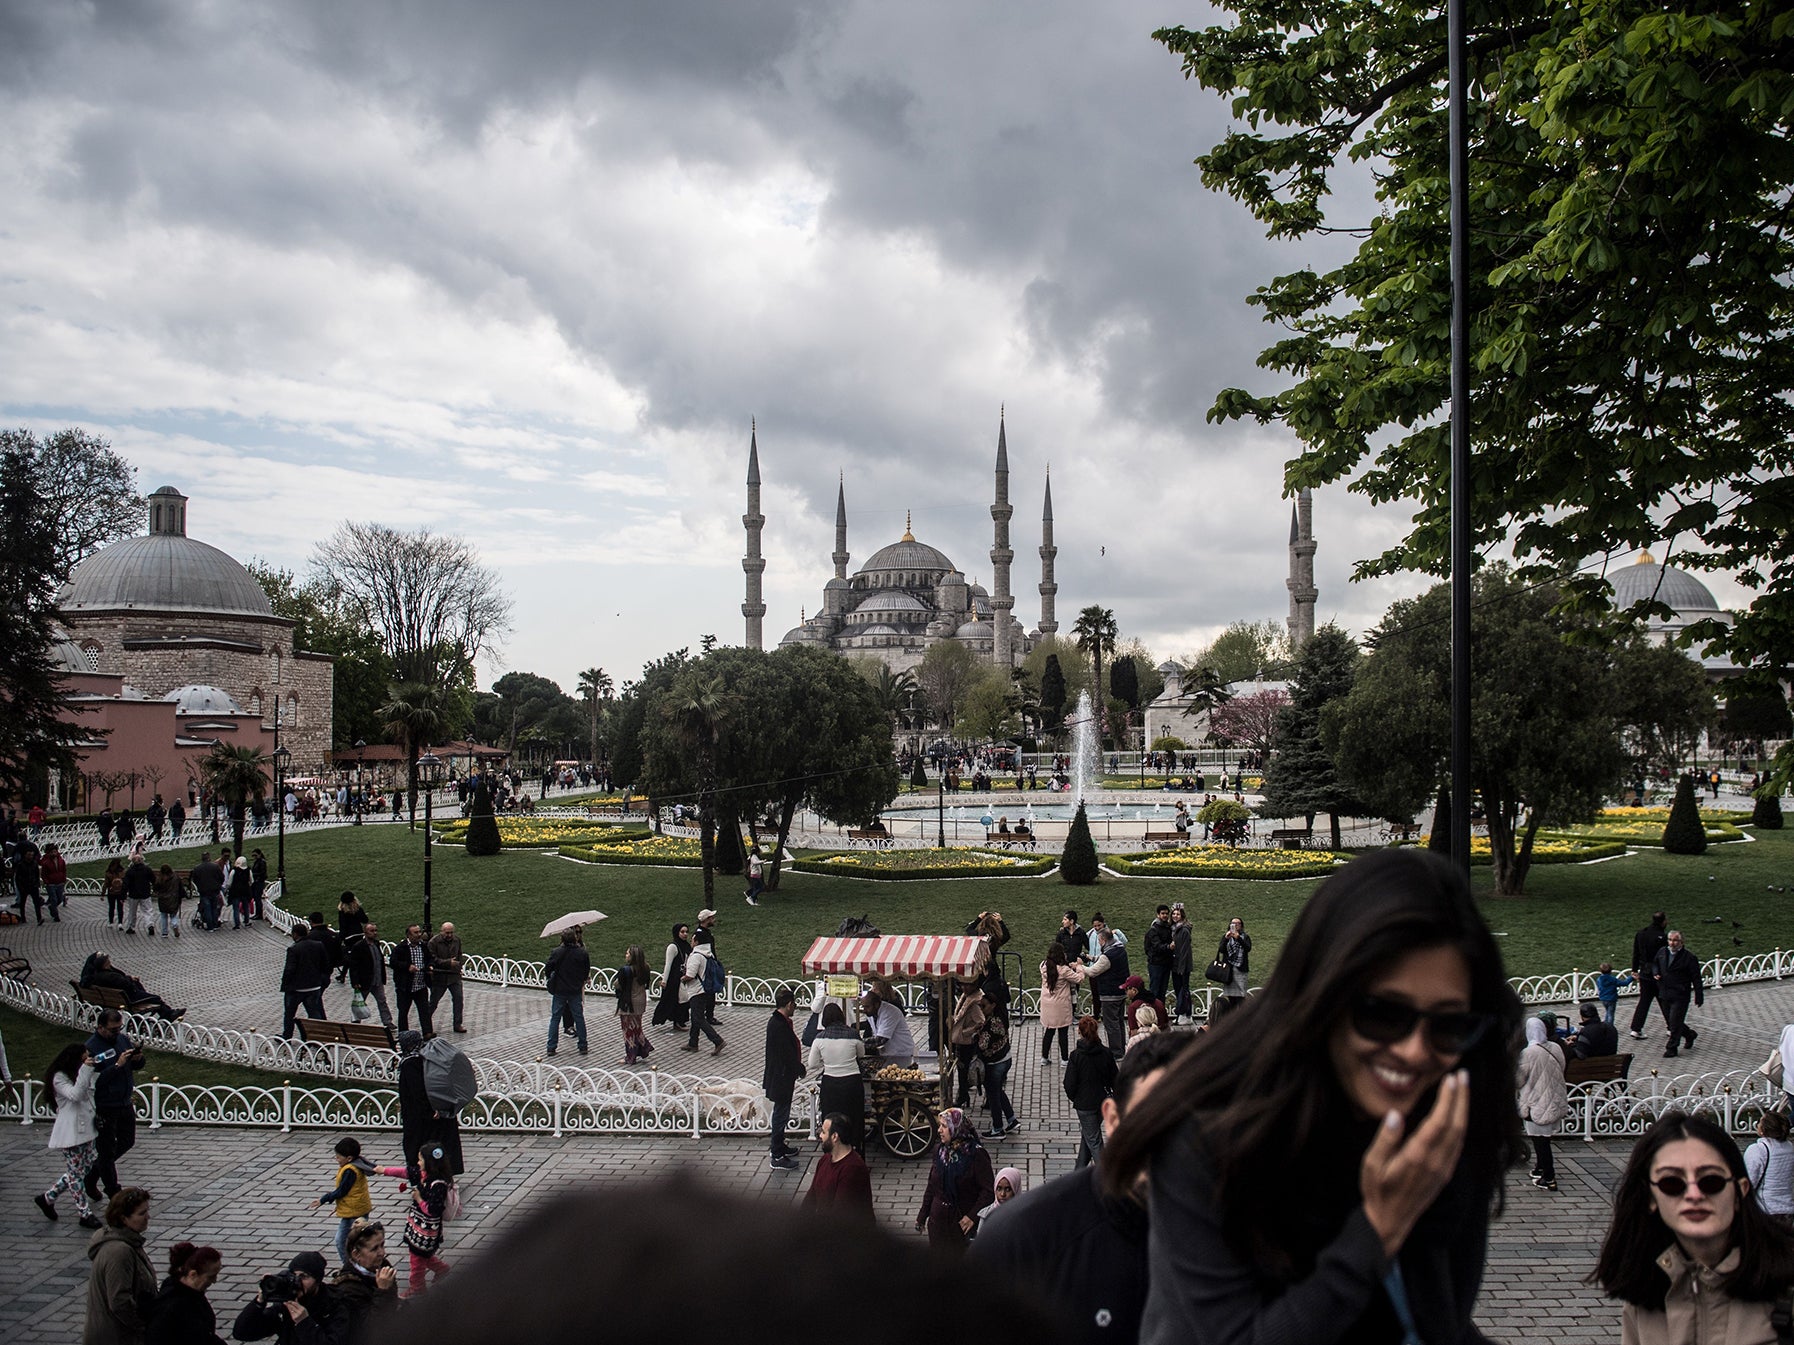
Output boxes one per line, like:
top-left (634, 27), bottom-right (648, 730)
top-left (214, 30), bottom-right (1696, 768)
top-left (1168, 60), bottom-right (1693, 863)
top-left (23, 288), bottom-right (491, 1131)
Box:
top-left (1180, 663), bottom-right (1234, 738)
top-left (870, 665), bottom-right (921, 741)
top-left (1072, 605), bottom-right (1120, 739)
top-left (664, 675), bottom-right (731, 905)
top-left (381, 682), bottom-right (450, 828)
top-left (577, 666), bottom-right (613, 767)
top-left (200, 743), bottom-right (270, 857)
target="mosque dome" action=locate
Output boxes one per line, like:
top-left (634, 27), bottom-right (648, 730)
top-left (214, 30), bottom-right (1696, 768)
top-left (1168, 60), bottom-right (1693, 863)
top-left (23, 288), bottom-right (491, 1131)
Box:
top-left (956, 619), bottom-right (994, 639)
top-left (57, 487), bottom-right (274, 619)
top-left (1610, 554), bottom-right (1719, 614)
top-left (50, 637), bottom-right (87, 673)
top-left (856, 624), bottom-right (899, 637)
top-left (164, 685), bottom-right (243, 715)
top-left (853, 590), bottom-right (930, 616)
top-left (857, 514), bottom-right (957, 577)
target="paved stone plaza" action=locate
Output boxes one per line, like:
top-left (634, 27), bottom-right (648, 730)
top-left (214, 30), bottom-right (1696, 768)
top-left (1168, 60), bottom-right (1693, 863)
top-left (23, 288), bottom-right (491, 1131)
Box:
top-left (3, 890), bottom-right (1792, 1340)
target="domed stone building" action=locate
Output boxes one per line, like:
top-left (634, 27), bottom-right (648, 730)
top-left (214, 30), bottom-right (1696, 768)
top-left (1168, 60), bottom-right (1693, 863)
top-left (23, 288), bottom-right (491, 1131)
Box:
top-left (1610, 552), bottom-right (1737, 675)
top-left (56, 486), bottom-right (334, 764)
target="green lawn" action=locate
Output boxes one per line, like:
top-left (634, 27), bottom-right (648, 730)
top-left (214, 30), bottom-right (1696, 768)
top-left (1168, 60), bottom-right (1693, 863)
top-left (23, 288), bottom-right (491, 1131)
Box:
top-left (64, 823), bottom-right (1794, 987)
top-left (0, 1003), bottom-right (297, 1092)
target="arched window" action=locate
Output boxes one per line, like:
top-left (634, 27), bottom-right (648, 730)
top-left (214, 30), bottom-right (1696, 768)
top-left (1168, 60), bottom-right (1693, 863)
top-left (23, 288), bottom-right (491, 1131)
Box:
top-left (270, 650), bottom-right (282, 685)
top-left (249, 690), bottom-right (262, 717)
top-left (285, 692), bottom-right (299, 727)
top-left (81, 642), bottom-right (102, 671)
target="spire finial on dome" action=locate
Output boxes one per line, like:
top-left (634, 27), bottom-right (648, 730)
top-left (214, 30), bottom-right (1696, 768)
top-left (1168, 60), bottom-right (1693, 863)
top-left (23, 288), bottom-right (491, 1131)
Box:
top-left (902, 510), bottom-right (915, 542)
top-left (1638, 550), bottom-right (1655, 565)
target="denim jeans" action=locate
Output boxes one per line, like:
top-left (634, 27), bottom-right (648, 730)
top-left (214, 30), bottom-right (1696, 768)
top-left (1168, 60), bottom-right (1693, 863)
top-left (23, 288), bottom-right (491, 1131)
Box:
top-left (769, 1095), bottom-right (792, 1158)
top-left (1601, 1000), bottom-right (1617, 1026)
top-left (985, 1059), bottom-right (1015, 1131)
top-left (1147, 963), bottom-right (1170, 1005)
top-left (158, 911), bottom-right (179, 935)
top-left (282, 989), bottom-right (327, 1038)
top-left (548, 994), bottom-right (586, 1054)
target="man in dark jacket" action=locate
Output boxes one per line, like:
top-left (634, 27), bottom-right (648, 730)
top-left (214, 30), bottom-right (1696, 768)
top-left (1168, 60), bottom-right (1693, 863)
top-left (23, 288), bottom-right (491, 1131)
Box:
top-left (189, 852), bottom-right (225, 931)
top-left (390, 924), bottom-right (434, 1035)
top-left (1566, 1002), bottom-right (1619, 1059)
top-left (1169, 902), bottom-right (1193, 1025)
top-left (1628, 910), bottom-right (1669, 1039)
top-left (979, 1033), bottom-right (1196, 1345)
top-left (544, 928), bottom-right (590, 1056)
top-left (280, 926), bottom-right (333, 1038)
top-left (84, 1009), bottom-right (146, 1199)
top-left (121, 855), bottom-right (154, 934)
top-left (231, 1250), bottom-right (343, 1345)
top-left (1654, 929), bottom-right (1705, 1057)
top-left (1086, 929), bottom-right (1130, 1056)
top-left (1055, 910), bottom-right (1086, 966)
top-left (763, 985), bottom-right (804, 1171)
top-left (346, 922), bottom-right (395, 1029)
top-left (1143, 905), bottom-right (1174, 1005)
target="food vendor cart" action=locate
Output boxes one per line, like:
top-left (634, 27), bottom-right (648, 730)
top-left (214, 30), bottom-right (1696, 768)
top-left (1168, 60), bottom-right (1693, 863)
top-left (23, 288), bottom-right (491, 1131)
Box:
top-left (800, 932), bottom-right (990, 1158)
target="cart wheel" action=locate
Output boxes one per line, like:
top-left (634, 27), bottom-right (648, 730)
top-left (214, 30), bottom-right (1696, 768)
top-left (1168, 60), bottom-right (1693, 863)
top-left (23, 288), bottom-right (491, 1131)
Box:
top-left (881, 1095), bottom-right (935, 1159)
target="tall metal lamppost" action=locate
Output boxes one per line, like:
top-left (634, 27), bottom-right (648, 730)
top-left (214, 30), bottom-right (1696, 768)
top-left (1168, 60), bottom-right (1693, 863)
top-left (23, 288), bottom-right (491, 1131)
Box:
top-left (353, 739), bottom-right (366, 825)
top-left (418, 752), bottom-right (443, 932)
top-left (937, 776), bottom-right (946, 849)
top-left (273, 745), bottom-right (291, 883)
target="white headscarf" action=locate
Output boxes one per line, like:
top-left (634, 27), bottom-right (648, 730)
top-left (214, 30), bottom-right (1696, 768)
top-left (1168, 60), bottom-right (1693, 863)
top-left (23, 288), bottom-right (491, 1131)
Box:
top-left (1524, 1017), bottom-right (1549, 1047)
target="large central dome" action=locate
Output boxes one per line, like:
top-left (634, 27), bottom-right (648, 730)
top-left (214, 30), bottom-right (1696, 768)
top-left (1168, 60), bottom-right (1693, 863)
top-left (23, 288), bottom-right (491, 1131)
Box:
top-left (857, 537), bottom-right (956, 576)
top-left (1610, 555), bottom-right (1719, 613)
top-left (56, 486), bottom-right (275, 619)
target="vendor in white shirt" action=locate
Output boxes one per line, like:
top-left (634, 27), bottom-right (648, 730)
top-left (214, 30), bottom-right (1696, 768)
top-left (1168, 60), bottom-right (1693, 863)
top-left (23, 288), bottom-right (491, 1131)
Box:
top-left (860, 991), bottom-right (917, 1065)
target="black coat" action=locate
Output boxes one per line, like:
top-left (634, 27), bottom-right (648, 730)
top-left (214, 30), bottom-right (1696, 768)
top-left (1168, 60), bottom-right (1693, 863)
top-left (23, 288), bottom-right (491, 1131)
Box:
top-left (1171, 922), bottom-right (1192, 975)
top-left (389, 941), bottom-right (433, 994)
top-left (345, 935), bottom-right (384, 993)
top-left (1631, 923), bottom-right (1668, 980)
top-left (970, 1163), bottom-right (1148, 1345)
top-left (146, 1276), bottom-right (224, 1345)
top-left (280, 938), bottom-right (333, 993)
top-left (762, 1009), bottom-right (804, 1104)
top-left (398, 1055), bottom-right (464, 1175)
top-left (1144, 918), bottom-right (1175, 969)
top-left (1653, 946), bottom-right (1705, 1003)
top-left (1062, 1037), bottom-right (1117, 1111)
top-left (1572, 1020), bottom-right (1620, 1058)
top-left (545, 943), bottom-right (591, 998)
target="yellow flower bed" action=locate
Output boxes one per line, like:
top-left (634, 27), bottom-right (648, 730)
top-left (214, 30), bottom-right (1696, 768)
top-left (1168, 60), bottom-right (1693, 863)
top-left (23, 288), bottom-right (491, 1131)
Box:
top-left (1413, 834), bottom-right (1629, 862)
top-left (435, 818), bottom-right (627, 847)
top-left (1106, 846), bottom-right (1343, 880)
top-left (559, 835), bottom-right (705, 867)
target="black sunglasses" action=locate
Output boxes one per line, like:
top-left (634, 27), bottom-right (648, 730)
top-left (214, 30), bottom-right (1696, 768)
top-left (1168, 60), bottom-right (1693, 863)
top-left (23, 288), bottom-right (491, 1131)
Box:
top-left (1349, 995), bottom-right (1493, 1055)
top-left (1651, 1173), bottom-right (1734, 1199)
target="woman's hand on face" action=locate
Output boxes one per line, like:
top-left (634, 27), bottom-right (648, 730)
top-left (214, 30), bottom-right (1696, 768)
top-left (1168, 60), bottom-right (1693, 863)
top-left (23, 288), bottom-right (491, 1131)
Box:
top-left (374, 1266), bottom-right (397, 1291)
top-left (1359, 1069), bottom-right (1470, 1260)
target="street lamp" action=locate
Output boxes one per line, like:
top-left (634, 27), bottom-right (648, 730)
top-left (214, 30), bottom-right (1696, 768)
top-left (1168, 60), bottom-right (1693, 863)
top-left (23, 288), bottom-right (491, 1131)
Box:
top-left (273, 745), bottom-right (291, 885)
top-left (937, 777), bottom-right (946, 849)
top-left (418, 752), bottom-right (443, 932)
top-left (353, 739), bottom-right (366, 825)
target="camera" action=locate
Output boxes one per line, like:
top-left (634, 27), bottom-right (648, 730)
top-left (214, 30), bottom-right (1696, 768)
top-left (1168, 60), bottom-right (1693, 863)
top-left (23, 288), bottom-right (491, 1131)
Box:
top-left (260, 1271), bottom-right (305, 1303)
top-left (91, 1049), bottom-right (117, 1066)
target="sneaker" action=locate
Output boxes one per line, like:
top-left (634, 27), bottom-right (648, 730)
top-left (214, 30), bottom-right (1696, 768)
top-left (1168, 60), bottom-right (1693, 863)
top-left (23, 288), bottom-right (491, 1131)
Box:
top-left (983, 1128), bottom-right (1007, 1140)
top-left (1628, 1030), bottom-right (1644, 1039)
top-left (745, 896), bottom-right (758, 906)
top-left (78, 1213), bottom-right (103, 1229)
top-left (1531, 1176), bottom-right (1557, 1191)
top-left (1664, 1049), bottom-right (1679, 1058)
top-left (34, 1193), bottom-right (57, 1221)
top-left (769, 1155), bottom-right (798, 1171)
top-left (1530, 1167), bottom-right (1542, 1178)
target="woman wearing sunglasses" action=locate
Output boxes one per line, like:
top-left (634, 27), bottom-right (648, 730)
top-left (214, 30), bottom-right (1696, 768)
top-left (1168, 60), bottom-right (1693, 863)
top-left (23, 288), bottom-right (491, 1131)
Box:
top-left (1594, 1110), bottom-right (1794, 1344)
top-left (1107, 848), bottom-right (1522, 1345)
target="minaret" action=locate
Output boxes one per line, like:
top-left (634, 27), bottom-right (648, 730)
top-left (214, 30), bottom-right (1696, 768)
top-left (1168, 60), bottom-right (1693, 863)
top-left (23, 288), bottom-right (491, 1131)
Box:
top-left (742, 422), bottom-right (766, 650)
top-left (989, 410), bottom-right (1015, 668)
top-left (1037, 468), bottom-right (1058, 636)
top-left (831, 472), bottom-right (850, 580)
top-left (1286, 486), bottom-right (1318, 651)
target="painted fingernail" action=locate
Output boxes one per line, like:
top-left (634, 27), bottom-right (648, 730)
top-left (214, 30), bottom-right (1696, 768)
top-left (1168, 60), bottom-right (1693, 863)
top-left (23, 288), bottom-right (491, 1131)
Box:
top-left (1384, 1109), bottom-right (1402, 1130)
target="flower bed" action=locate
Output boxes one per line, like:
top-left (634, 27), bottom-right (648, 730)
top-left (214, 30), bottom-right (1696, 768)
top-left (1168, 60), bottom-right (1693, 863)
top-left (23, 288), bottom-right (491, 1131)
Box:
top-left (1105, 846), bottom-right (1343, 879)
top-left (789, 848), bottom-right (1055, 880)
top-left (1410, 834), bottom-right (1631, 863)
top-left (558, 835), bottom-right (704, 867)
top-left (434, 818), bottom-right (635, 848)
top-left (1542, 810), bottom-right (1744, 845)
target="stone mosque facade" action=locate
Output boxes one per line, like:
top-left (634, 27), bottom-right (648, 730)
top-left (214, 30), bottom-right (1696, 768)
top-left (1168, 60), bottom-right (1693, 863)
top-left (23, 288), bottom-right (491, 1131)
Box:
top-left (54, 486), bottom-right (336, 766)
top-left (746, 417), bottom-right (1059, 673)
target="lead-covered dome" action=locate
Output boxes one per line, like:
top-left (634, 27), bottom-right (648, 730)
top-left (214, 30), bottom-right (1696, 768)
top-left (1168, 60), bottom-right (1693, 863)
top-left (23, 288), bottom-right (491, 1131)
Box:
top-left (1610, 555), bottom-right (1719, 613)
top-left (56, 486), bottom-right (274, 619)
top-left (164, 685), bottom-right (242, 715)
top-left (857, 538), bottom-right (956, 576)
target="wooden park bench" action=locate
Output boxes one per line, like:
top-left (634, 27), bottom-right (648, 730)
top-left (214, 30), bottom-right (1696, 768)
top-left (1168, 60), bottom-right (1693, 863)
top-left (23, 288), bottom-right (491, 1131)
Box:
top-left (1269, 827), bottom-right (1311, 850)
top-left (294, 1019), bottom-right (398, 1051)
top-left (0, 946), bottom-right (31, 983)
top-left (1142, 830), bottom-right (1190, 847)
top-left (846, 827), bottom-right (895, 849)
top-left (71, 982), bottom-right (132, 1013)
top-left (1564, 1052), bottom-right (1634, 1087)
top-left (985, 830), bottom-right (1039, 850)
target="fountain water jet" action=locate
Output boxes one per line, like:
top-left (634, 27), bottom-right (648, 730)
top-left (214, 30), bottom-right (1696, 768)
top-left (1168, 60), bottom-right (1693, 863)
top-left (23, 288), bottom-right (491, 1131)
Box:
top-left (1070, 689), bottom-right (1100, 805)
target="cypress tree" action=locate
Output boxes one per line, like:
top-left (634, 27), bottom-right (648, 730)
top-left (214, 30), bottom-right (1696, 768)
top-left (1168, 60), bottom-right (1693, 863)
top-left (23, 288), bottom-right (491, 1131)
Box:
top-left (1753, 791), bottom-right (1784, 830)
top-left (464, 778), bottom-right (502, 856)
top-left (1428, 788), bottom-right (1452, 854)
top-left (1060, 801), bottom-right (1100, 884)
top-left (1661, 774), bottom-right (1707, 854)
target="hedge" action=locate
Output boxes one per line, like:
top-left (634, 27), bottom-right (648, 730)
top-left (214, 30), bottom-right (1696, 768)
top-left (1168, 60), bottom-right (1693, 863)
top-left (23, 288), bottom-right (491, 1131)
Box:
top-left (790, 848), bottom-right (1056, 881)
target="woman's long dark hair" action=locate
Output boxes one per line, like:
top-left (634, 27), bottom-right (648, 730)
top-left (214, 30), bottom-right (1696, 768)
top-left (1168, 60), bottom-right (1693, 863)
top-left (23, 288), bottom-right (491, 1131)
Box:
top-left (1593, 1110), bottom-right (1794, 1305)
top-left (1104, 847), bottom-right (1523, 1280)
top-left (48, 1043), bottom-right (87, 1087)
top-left (1044, 944), bottom-right (1065, 993)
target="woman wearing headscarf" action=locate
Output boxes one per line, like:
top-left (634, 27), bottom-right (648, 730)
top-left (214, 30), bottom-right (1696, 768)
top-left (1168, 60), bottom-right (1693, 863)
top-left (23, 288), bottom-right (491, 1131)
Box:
top-left (1518, 1014), bottom-right (1568, 1192)
top-left (396, 1031), bottom-right (465, 1176)
top-left (651, 923), bottom-right (691, 1031)
top-left (806, 1003), bottom-right (866, 1150)
top-left (970, 1166), bottom-right (1025, 1241)
top-left (915, 1108), bottom-right (995, 1252)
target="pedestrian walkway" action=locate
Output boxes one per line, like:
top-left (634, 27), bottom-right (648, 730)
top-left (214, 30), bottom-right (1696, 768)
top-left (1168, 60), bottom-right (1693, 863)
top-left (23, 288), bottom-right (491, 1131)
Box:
top-left (0, 1114), bottom-right (1666, 1343)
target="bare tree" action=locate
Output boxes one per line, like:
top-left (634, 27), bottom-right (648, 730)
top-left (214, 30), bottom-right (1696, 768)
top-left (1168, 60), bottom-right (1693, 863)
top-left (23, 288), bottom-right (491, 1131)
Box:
top-left (310, 523), bottom-right (512, 688)
top-left (2, 428), bottom-right (143, 588)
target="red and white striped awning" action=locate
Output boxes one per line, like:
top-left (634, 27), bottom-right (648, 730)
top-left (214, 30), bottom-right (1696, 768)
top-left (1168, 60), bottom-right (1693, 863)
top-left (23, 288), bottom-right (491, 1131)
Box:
top-left (801, 934), bottom-right (990, 980)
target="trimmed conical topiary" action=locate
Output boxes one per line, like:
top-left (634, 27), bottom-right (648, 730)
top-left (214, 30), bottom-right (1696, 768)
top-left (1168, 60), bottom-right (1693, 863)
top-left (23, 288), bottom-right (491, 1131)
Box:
top-left (464, 778), bottom-right (502, 856)
top-left (1428, 788), bottom-right (1452, 854)
top-left (1753, 791), bottom-right (1785, 830)
top-left (1059, 801), bottom-right (1100, 885)
top-left (1661, 775), bottom-right (1707, 854)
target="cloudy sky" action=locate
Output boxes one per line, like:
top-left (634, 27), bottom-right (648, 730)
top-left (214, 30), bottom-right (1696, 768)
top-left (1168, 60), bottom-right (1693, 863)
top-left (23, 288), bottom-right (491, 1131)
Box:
top-left (1, 2), bottom-right (1743, 692)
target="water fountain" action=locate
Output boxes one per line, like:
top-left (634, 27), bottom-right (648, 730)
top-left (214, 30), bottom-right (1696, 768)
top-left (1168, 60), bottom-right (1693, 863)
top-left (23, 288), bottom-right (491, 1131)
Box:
top-left (1070, 688), bottom-right (1100, 805)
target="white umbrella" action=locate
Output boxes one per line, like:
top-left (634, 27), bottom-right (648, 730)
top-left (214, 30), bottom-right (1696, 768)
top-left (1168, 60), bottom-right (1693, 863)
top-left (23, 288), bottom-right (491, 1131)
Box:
top-left (540, 910), bottom-right (607, 938)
